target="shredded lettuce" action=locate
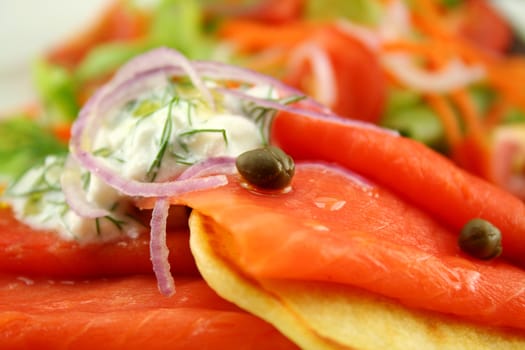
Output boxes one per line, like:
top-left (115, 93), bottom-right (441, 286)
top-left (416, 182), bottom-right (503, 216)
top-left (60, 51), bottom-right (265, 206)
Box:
top-left (149, 0), bottom-right (214, 58)
top-left (305, 0), bottom-right (383, 25)
top-left (382, 105), bottom-right (446, 152)
top-left (381, 88), bottom-right (446, 152)
top-left (61, 0), bottom-right (217, 90)
top-left (32, 59), bottom-right (79, 123)
top-left (0, 117), bottom-right (68, 182)
top-left (75, 41), bottom-right (150, 83)
top-left (440, 0), bottom-right (463, 9)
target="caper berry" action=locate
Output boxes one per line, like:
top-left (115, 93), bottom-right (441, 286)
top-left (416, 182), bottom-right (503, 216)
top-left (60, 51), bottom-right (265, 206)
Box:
top-left (458, 218), bottom-right (502, 260)
top-left (235, 146), bottom-right (295, 190)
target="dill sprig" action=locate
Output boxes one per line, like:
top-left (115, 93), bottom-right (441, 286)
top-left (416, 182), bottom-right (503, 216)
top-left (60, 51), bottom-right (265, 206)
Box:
top-left (178, 128), bottom-right (229, 146)
top-left (146, 96), bottom-right (179, 182)
top-left (6, 157), bottom-right (64, 197)
top-left (93, 147), bottom-right (113, 157)
top-left (95, 202), bottom-right (128, 236)
top-left (186, 100), bottom-right (197, 126)
top-left (105, 215), bottom-right (127, 231)
top-left (81, 172), bottom-right (91, 191)
top-left (171, 152), bottom-right (196, 166)
top-left (241, 93), bottom-right (306, 145)
top-left (170, 128), bottom-right (229, 165)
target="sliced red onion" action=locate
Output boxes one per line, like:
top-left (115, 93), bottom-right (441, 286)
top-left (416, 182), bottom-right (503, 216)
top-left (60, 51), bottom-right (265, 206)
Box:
top-left (213, 86), bottom-right (398, 135)
top-left (60, 154), bottom-right (111, 219)
top-left (287, 42), bottom-right (337, 107)
top-left (111, 47), bottom-right (215, 108)
top-left (150, 197), bottom-right (175, 297)
top-left (192, 61), bottom-right (313, 100)
top-left (382, 54), bottom-right (486, 93)
top-left (74, 150), bottom-right (228, 197)
top-left (378, 0), bottom-right (411, 41)
top-left (335, 19), bottom-right (382, 51)
top-left (491, 126), bottom-right (525, 200)
top-left (178, 157), bottom-right (237, 180)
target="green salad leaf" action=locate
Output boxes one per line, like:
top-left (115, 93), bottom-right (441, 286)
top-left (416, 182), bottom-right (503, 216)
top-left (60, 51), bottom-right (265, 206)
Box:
top-left (72, 0), bottom-right (217, 87)
top-left (305, 0), bottom-right (383, 25)
top-left (149, 0), bottom-right (216, 59)
top-left (75, 41), bottom-right (150, 83)
top-left (32, 59), bottom-right (79, 123)
top-left (0, 116), bottom-right (68, 182)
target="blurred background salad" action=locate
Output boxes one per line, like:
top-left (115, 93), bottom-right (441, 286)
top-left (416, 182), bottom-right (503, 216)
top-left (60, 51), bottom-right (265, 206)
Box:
top-left (0, 0), bottom-right (524, 200)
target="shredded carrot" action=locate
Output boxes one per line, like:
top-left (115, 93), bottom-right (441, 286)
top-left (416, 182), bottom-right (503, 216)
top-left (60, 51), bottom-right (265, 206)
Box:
top-left (242, 49), bottom-right (289, 74)
top-left (424, 94), bottom-right (462, 150)
top-left (411, 0), bottom-right (444, 23)
top-left (218, 19), bottom-right (319, 52)
top-left (410, 0), bottom-right (497, 66)
top-left (52, 123), bottom-right (72, 144)
top-left (382, 40), bottom-right (433, 56)
top-left (382, 40), bottom-right (450, 66)
top-left (450, 89), bottom-right (484, 138)
top-left (486, 59), bottom-right (525, 111)
top-left (485, 97), bottom-right (511, 129)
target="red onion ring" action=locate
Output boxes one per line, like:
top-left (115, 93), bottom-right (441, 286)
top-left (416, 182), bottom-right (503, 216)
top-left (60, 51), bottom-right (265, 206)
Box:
top-left (150, 197), bottom-right (175, 297)
top-left (213, 87), bottom-right (397, 135)
top-left (60, 155), bottom-right (111, 219)
top-left (178, 157), bottom-right (237, 180)
top-left (74, 150), bottom-right (228, 197)
top-left (110, 47), bottom-right (215, 107)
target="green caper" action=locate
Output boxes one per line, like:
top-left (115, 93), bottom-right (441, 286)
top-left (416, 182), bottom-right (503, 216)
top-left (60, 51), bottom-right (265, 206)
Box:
top-left (458, 218), bottom-right (502, 260)
top-left (235, 146), bottom-right (295, 190)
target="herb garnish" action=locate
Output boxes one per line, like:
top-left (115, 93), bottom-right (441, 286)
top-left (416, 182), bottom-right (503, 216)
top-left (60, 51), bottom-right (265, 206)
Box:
top-left (178, 128), bottom-right (229, 145)
top-left (95, 203), bottom-right (128, 236)
top-left (146, 96), bottom-right (179, 182)
top-left (242, 92), bottom-right (306, 145)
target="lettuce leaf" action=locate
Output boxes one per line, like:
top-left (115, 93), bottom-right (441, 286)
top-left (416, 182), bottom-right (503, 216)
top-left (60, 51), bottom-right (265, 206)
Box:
top-left (0, 117), bottom-right (68, 182)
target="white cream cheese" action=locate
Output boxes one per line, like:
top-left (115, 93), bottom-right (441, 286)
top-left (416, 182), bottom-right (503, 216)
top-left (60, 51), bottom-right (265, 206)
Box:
top-left (6, 83), bottom-right (279, 244)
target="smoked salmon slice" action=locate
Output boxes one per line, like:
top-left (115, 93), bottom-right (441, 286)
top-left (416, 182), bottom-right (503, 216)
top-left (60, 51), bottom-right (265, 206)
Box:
top-left (272, 111), bottom-right (525, 267)
top-left (0, 208), bottom-right (198, 278)
top-left (0, 274), bottom-right (297, 350)
top-left (146, 163), bottom-right (525, 332)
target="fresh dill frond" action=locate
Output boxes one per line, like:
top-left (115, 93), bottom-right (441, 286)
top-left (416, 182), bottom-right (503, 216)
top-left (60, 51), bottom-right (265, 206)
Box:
top-left (94, 215), bottom-right (127, 236)
top-left (186, 100), bottom-right (197, 126)
top-left (132, 100), bottom-right (162, 118)
top-left (241, 93), bottom-right (306, 145)
top-left (178, 128), bottom-right (229, 146)
top-left (146, 96), bottom-right (179, 182)
top-left (104, 215), bottom-right (127, 231)
top-left (81, 172), bottom-right (91, 191)
top-left (125, 212), bottom-right (148, 227)
top-left (279, 94), bottom-right (307, 105)
top-left (95, 217), bottom-right (101, 236)
top-left (93, 147), bottom-right (114, 157)
top-left (171, 151), bottom-right (196, 165)
top-left (109, 201), bottom-right (120, 211)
